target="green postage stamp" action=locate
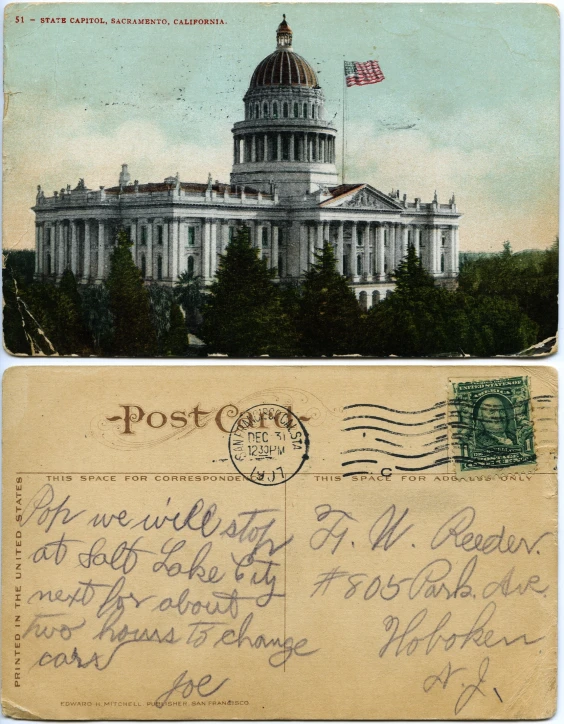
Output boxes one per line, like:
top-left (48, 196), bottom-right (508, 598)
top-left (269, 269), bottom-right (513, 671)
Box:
top-left (451, 376), bottom-right (535, 470)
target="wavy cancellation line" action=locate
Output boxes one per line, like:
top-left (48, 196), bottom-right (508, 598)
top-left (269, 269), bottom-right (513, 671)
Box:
top-left (341, 444), bottom-right (449, 460)
top-left (343, 402), bottom-right (447, 414)
top-left (342, 424), bottom-right (447, 436)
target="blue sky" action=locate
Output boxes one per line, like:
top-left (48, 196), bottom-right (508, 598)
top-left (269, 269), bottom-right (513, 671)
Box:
top-left (3, 2), bottom-right (559, 252)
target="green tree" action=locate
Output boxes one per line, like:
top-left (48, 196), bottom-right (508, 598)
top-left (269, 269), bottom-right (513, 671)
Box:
top-left (164, 302), bottom-right (189, 356)
top-left (174, 271), bottom-right (203, 332)
top-left (105, 229), bottom-right (157, 356)
top-left (363, 244), bottom-right (456, 357)
top-left (81, 284), bottom-right (113, 354)
top-left (295, 242), bottom-right (363, 356)
top-left (458, 238), bottom-right (557, 345)
top-left (147, 283), bottom-right (174, 354)
top-left (200, 226), bottom-right (296, 356)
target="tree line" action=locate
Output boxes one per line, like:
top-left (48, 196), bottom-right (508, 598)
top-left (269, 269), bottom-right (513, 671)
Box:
top-left (2, 228), bottom-right (557, 357)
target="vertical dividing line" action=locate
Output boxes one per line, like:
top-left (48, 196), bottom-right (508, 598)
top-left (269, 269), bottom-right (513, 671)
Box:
top-left (283, 480), bottom-right (287, 673)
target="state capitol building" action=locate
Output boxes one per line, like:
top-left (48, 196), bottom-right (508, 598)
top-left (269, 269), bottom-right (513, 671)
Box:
top-left (32, 17), bottom-right (461, 308)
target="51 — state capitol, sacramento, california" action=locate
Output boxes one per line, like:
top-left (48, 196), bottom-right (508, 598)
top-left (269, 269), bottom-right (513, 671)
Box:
top-left (32, 17), bottom-right (461, 309)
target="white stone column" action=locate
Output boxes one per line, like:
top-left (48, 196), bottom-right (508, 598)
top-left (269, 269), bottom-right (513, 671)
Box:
top-left (377, 224), bottom-right (385, 280)
top-left (233, 138), bottom-right (238, 165)
top-left (277, 134), bottom-right (282, 161)
top-left (299, 223), bottom-right (309, 272)
top-left (316, 135), bottom-right (320, 161)
top-left (221, 221), bottom-right (230, 255)
top-left (453, 226), bottom-right (460, 274)
top-left (55, 222), bottom-right (63, 277)
top-left (70, 221), bottom-right (78, 275)
top-left (435, 227), bottom-right (442, 274)
top-left (288, 221), bottom-right (301, 277)
top-left (388, 224), bottom-right (396, 273)
top-left (171, 218), bottom-right (180, 282)
top-left (263, 135), bottom-right (268, 161)
top-left (350, 221), bottom-right (358, 279)
top-left (34, 224), bottom-right (40, 274)
top-left (96, 220), bottom-right (105, 280)
top-left (428, 226), bottom-right (437, 275)
top-left (414, 226), bottom-right (421, 257)
top-left (401, 225), bottom-right (409, 260)
top-left (272, 225), bottom-right (279, 276)
top-left (146, 220), bottom-right (154, 280)
top-left (163, 220), bottom-right (170, 279)
top-left (210, 220), bottom-right (217, 276)
top-left (316, 221), bottom-right (324, 250)
top-left (82, 221), bottom-right (91, 281)
top-left (251, 135), bottom-right (256, 163)
top-left (130, 220), bottom-right (138, 265)
top-left (337, 221), bottom-right (344, 274)
top-left (203, 218), bottom-right (211, 281)
top-left (445, 226), bottom-right (456, 276)
top-left (363, 222), bottom-right (371, 279)
top-left (307, 225), bottom-right (315, 266)
top-left (290, 134), bottom-right (295, 161)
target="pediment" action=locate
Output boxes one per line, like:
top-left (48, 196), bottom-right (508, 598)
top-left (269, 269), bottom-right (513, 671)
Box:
top-left (321, 184), bottom-right (402, 211)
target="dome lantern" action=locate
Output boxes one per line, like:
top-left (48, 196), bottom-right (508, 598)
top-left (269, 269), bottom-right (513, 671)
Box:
top-left (276, 15), bottom-right (292, 49)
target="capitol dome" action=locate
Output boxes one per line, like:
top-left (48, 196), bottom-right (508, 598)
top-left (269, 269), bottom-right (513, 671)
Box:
top-left (248, 16), bottom-right (319, 89)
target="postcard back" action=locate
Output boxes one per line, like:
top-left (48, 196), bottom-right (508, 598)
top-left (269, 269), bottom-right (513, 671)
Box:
top-left (2, 365), bottom-right (557, 719)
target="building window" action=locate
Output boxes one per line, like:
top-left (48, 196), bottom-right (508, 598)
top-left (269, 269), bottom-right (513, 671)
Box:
top-left (249, 104), bottom-right (253, 119)
top-left (263, 102), bottom-right (269, 118)
top-left (343, 254), bottom-right (349, 275)
top-left (283, 102), bottom-right (289, 118)
top-left (157, 256), bottom-right (163, 280)
top-left (277, 227), bottom-right (283, 245)
top-left (141, 254), bottom-right (146, 278)
top-left (311, 105), bottom-right (315, 119)
top-left (157, 226), bottom-right (163, 245)
top-left (262, 227), bottom-right (269, 248)
top-left (187, 227), bottom-right (195, 246)
top-left (359, 291), bottom-right (368, 311)
top-left (442, 234), bottom-right (446, 246)
top-left (273, 102), bottom-right (278, 118)
top-left (293, 103), bottom-right (299, 118)
top-left (187, 255), bottom-right (195, 274)
top-left (46, 252), bottom-right (51, 275)
top-left (278, 254), bottom-right (283, 277)
top-left (357, 255), bottom-right (362, 275)
top-left (141, 226), bottom-right (148, 245)
top-left (441, 254), bottom-right (445, 273)
top-left (303, 103), bottom-right (307, 117)
top-left (255, 103), bottom-right (259, 118)
top-left (229, 226), bottom-right (234, 243)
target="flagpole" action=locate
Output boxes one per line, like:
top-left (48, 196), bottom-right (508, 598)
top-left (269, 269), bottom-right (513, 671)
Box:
top-left (342, 62), bottom-right (346, 184)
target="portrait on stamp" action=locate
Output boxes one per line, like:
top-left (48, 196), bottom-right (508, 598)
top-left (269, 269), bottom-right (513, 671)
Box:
top-left (452, 377), bottom-right (535, 470)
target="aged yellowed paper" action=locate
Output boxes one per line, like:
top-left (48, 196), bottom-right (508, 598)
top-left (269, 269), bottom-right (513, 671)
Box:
top-left (2, 365), bottom-right (557, 719)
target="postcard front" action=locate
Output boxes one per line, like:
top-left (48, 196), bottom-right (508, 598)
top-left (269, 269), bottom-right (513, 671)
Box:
top-left (1, 365), bottom-right (557, 719)
top-left (2, 3), bottom-right (559, 357)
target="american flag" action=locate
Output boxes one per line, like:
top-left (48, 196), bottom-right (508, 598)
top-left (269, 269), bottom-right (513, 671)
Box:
top-left (344, 60), bottom-right (385, 87)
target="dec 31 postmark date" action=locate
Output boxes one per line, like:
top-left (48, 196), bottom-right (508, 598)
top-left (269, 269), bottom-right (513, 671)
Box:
top-left (228, 404), bottom-right (310, 485)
